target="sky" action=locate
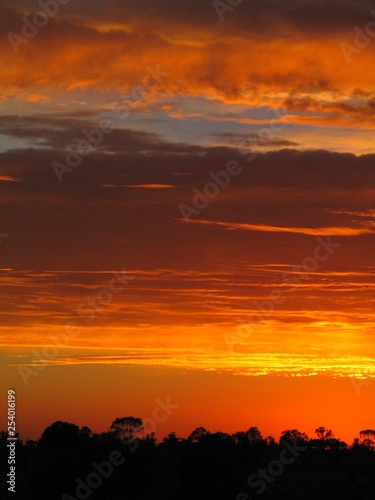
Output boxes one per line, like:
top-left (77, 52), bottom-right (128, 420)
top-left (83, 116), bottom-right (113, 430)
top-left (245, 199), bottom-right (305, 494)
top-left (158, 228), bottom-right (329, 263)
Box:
top-left (1, 0), bottom-right (375, 443)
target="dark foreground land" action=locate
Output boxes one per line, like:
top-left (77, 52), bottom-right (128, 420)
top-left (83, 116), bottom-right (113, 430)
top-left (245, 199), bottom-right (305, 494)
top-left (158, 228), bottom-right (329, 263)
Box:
top-left (2, 421), bottom-right (375, 500)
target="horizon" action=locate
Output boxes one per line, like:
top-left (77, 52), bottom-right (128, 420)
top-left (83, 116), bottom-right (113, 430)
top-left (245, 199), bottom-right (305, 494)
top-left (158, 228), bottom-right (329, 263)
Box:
top-left (12, 416), bottom-right (375, 447)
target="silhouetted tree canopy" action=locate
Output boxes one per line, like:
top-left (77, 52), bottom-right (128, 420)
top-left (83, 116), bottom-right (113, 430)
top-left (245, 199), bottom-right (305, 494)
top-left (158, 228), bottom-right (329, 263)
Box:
top-left (110, 416), bottom-right (144, 440)
top-left (359, 429), bottom-right (375, 449)
top-left (38, 421), bottom-right (92, 449)
top-left (280, 429), bottom-right (309, 444)
top-left (315, 426), bottom-right (334, 441)
top-left (2, 420), bottom-right (375, 500)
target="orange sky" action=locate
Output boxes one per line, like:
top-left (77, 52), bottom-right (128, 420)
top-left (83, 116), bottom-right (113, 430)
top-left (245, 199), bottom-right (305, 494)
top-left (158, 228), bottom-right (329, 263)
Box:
top-left (1, 0), bottom-right (375, 443)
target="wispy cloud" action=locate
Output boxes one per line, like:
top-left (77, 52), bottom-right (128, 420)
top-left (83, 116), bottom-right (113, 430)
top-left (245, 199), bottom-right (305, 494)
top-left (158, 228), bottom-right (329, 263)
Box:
top-left (101, 184), bottom-right (177, 189)
top-left (0, 175), bottom-right (21, 182)
top-left (10, 349), bottom-right (375, 380)
top-left (182, 219), bottom-right (375, 236)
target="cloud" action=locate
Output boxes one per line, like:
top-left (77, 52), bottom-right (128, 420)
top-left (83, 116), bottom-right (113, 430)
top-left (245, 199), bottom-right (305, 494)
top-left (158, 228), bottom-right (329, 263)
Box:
top-left (1, 120), bottom-right (375, 274)
top-left (0, 175), bottom-right (21, 182)
top-left (326, 208), bottom-right (375, 218)
top-left (102, 184), bottom-right (177, 189)
top-left (1, 2), bottom-right (375, 129)
top-left (0, 115), bottom-right (207, 154)
top-left (209, 132), bottom-right (299, 148)
top-left (5, 1), bottom-right (372, 36)
top-left (183, 219), bottom-right (375, 236)
top-left (10, 350), bottom-right (375, 380)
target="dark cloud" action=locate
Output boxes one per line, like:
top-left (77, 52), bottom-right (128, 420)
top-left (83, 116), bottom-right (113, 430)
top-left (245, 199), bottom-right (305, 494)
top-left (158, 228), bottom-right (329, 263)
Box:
top-left (0, 115), bottom-right (207, 154)
top-left (210, 132), bottom-right (299, 148)
top-left (1, 115), bottom-right (375, 191)
top-left (1, 2), bottom-right (373, 112)
top-left (2, 1), bottom-right (374, 39)
top-left (1, 116), bottom-right (375, 271)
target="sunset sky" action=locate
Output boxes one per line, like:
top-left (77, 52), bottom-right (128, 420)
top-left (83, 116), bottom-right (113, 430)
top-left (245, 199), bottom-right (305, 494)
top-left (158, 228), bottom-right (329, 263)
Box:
top-left (1, 0), bottom-right (375, 443)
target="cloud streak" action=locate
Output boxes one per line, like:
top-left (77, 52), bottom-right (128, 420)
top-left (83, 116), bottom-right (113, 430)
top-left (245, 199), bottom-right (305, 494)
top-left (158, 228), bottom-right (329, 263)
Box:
top-left (10, 350), bottom-right (375, 380)
top-left (184, 219), bottom-right (375, 236)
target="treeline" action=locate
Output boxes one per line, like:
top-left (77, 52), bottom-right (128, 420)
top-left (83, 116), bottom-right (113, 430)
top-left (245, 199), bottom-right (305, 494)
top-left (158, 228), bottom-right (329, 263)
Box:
top-left (1, 419), bottom-right (375, 499)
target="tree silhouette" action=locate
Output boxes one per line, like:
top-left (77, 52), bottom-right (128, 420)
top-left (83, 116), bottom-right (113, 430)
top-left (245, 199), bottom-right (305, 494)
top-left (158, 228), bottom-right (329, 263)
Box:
top-left (2, 420), bottom-right (375, 500)
top-left (245, 426), bottom-right (263, 444)
top-left (359, 429), bottom-right (375, 449)
top-left (163, 432), bottom-right (180, 446)
top-left (0, 430), bottom-right (21, 443)
top-left (315, 426), bottom-right (333, 441)
top-left (38, 421), bottom-right (90, 449)
top-left (110, 416), bottom-right (144, 440)
top-left (280, 429), bottom-right (309, 444)
top-left (188, 427), bottom-right (210, 443)
top-left (314, 427), bottom-right (337, 450)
